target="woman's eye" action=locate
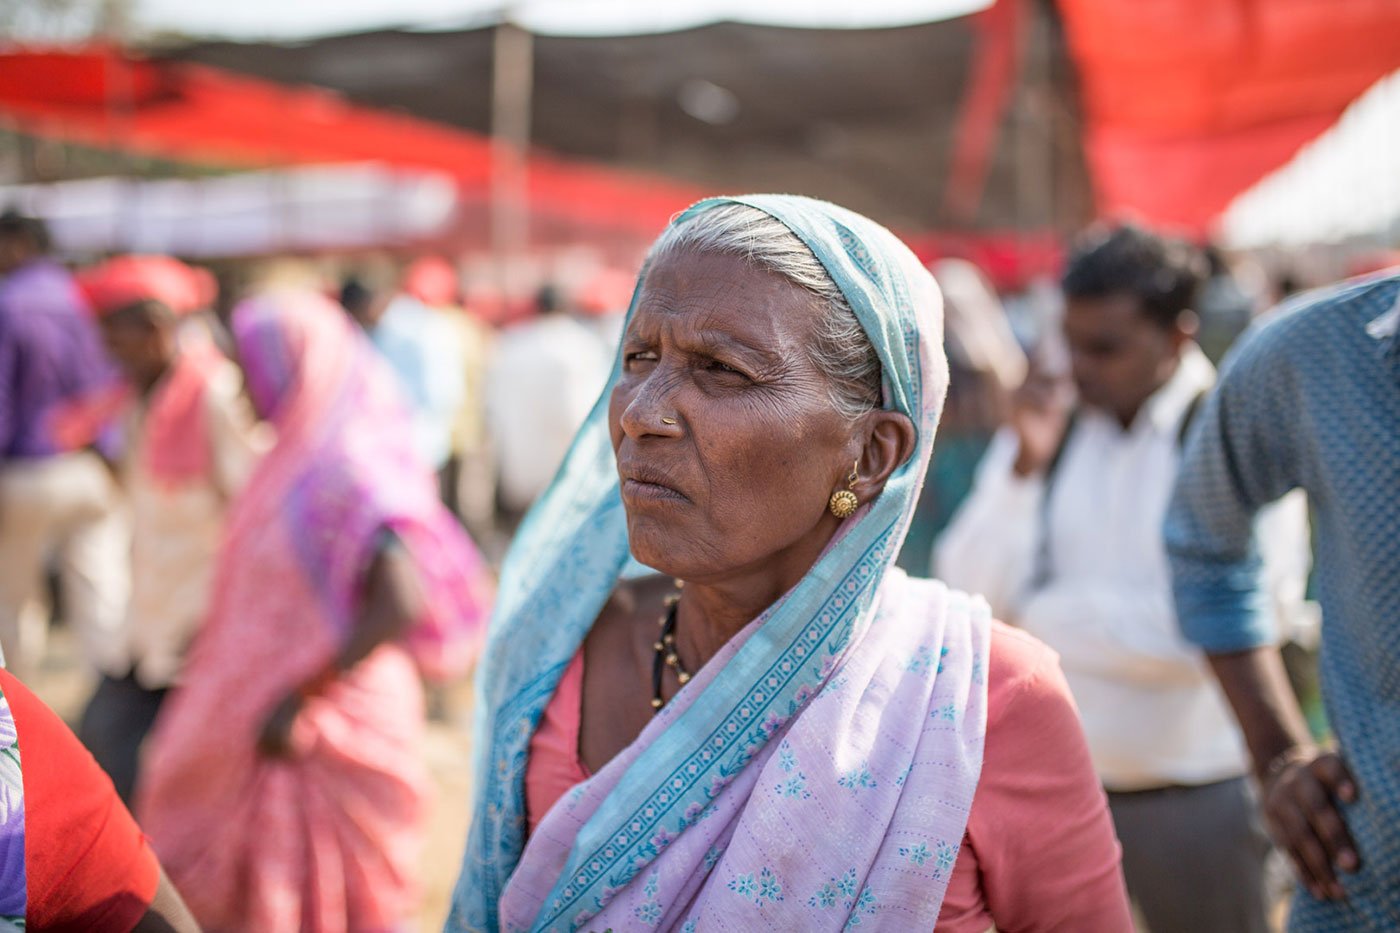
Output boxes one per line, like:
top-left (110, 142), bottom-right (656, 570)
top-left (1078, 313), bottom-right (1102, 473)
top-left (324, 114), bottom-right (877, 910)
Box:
top-left (706, 359), bottom-right (743, 376)
top-left (625, 350), bottom-right (659, 365)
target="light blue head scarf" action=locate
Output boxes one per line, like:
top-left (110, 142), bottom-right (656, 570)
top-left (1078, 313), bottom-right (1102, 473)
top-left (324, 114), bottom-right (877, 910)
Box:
top-left (449, 195), bottom-right (950, 931)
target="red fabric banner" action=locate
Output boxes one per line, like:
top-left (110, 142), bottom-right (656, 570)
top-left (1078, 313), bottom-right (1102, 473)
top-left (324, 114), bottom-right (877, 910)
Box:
top-left (0, 46), bottom-right (702, 242)
top-left (1058, 0), bottom-right (1400, 232)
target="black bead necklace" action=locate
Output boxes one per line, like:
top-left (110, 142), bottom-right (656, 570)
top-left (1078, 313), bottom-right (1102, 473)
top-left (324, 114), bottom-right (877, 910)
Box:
top-left (650, 580), bottom-right (691, 713)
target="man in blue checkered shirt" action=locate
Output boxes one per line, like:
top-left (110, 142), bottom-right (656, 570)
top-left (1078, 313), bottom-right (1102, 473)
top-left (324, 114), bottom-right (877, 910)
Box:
top-left (1167, 270), bottom-right (1400, 930)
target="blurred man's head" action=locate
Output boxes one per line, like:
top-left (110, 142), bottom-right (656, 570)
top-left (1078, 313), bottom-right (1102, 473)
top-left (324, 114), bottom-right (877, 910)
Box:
top-left (98, 299), bottom-right (180, 391)
top-left (1061, 223), bottom-right (1204, 426)
top-left (0, 209), bottom-right (51, 277)
top-left (536, 283), bottom-right (565, 317)
top-left (79, 256), bottom-right (214, 392)
top-left (340, 267), bottom-right (401, 331)
top-left (340, 277), bottom-right (377, 328)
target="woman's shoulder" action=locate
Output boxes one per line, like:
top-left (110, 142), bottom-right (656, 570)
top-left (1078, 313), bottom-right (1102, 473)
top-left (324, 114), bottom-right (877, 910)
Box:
top-left (897, 577), bottom-right (1061, 707)
top-left (984, 619), bottom-right (1069, 725)
top-left (987, 618), bottom-right (1057, 674)
top-left (901, 575), bottom-right (1068, 724)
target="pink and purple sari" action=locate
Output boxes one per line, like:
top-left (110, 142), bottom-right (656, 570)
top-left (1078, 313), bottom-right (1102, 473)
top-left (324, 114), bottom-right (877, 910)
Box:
top-left (139, 290), bottom-right (492, 931)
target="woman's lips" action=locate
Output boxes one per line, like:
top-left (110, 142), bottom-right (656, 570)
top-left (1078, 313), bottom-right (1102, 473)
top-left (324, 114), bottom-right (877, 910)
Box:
top-left (621, 477), bottom-right (688, 503)
top-left (619, 461), bottom-right (689, 503)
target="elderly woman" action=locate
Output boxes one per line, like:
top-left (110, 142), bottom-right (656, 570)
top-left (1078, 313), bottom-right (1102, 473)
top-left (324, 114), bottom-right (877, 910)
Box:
top-left (449, 196), bottom-right (1130, 931)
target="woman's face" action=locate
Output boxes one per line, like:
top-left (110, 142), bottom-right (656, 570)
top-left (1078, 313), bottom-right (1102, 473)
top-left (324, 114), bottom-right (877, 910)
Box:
top-left (231, 304), bottom-right (297, 422)
top-left (609, 249), bottom-right (860, 585)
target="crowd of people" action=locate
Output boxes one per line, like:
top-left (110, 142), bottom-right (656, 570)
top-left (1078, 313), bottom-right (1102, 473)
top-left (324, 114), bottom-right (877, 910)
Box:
top-left (0, 193), bottom-right (1394, 931)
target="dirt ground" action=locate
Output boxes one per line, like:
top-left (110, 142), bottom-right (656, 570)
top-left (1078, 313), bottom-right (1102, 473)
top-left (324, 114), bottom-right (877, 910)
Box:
top-left (29, 627), bottom-right (477, 932)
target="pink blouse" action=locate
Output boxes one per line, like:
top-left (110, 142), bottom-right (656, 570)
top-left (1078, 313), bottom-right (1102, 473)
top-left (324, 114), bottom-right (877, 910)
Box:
top-left (524, 622), bottom-right (1131, 932)
top-left (525, 649), bottom-right (592, 826)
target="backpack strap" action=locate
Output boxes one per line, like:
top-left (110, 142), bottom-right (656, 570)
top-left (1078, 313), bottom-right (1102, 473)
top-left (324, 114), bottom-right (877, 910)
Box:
top-left (1027, 388), bottom-right (1206, 596)
top-left (1177, 389), bottom-right (1209, 448)
top-left (1028, 408), bottom-right (1079, 594)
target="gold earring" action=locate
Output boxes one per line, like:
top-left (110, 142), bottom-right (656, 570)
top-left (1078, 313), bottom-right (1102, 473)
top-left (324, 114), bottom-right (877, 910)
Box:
top-left (828, 460), bottom-right (860, 519)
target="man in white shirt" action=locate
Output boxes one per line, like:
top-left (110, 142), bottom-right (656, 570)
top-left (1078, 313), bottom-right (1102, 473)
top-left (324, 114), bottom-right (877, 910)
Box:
top-left (485, 285), bottom-right (611, 517)
top-left (937, 225), bottom-right (1308, 932)
top-left (75, 256), bottom-right (268, 803)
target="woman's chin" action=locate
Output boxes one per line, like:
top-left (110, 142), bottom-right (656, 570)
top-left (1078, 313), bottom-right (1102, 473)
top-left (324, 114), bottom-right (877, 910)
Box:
top-left (626, 523), bottom-right (702, 580)
top-left (627, 541), bottom-right (682, 579)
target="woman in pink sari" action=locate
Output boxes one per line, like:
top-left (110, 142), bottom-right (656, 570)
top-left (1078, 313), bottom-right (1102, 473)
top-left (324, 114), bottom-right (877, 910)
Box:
top-left (138, 289), bottom-right (492, 931)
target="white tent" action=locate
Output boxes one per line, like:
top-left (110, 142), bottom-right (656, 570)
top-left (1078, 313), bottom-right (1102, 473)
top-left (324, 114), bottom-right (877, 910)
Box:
top-left (1220, 67), bottom-right (1400, 249)
top-left (0, 164), bottom-right (459, 257)
top-left (126, 0), bottom-right (993, 40)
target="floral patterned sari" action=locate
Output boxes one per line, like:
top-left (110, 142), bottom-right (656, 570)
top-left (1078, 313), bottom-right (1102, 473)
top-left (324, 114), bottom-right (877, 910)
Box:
top-left (450, 196), bottom-right (990, 932)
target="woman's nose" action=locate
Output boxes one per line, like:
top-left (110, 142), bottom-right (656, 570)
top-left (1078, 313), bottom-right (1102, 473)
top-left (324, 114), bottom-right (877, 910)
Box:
top-left (618, 368), bottom-right (684, 439)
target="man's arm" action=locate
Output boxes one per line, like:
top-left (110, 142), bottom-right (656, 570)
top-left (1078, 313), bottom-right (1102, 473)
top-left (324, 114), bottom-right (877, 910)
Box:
top-left (938, 369), bottom-right (1073, 620)
top-left (1166, 319), bottom-right (1356, 901)
top-left (256, 534), bottom-right (422, 758)
top-left (1207, 648), bottom-right (1357, 901)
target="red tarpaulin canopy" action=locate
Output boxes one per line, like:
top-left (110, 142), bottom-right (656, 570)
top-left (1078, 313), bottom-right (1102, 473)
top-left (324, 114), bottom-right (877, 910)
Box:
top-left (0, 46), bottom-right (704, 243)
top-left (1057, 0), bottom-right (1400, 233)
top-left (9, 4), bottom-right (1400, 265)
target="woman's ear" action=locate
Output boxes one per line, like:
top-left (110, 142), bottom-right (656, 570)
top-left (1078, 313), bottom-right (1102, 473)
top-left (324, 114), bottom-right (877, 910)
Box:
top-left (852, 410), bottom-right (917, 502)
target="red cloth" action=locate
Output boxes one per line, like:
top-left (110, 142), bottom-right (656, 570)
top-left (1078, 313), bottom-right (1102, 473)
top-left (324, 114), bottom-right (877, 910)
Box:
top-left (525, 621), bottom-right (1130, 930)
top-left (941, 0), bottom-right (1025, 223)
top-left (1059, 0), bottom-right (1400, 231)
top-left (403, 257), bottom-right (458, 307)
top-left (71, 255), bottom-right (227, 484)
top-left (76, 255), bottom-right (215, 318)
top-left (0, 49), bottom-right (704, 245)
top-left (45, 382), bottom-right (129, 454)
top-left (139, 344), bottom-right (225, 487)
top-left (44, 343), bottom-right (227, 486)
top-left (0, 669), bottom-right (159, 932)
top-left (576, 268), bottom-right (637, 316)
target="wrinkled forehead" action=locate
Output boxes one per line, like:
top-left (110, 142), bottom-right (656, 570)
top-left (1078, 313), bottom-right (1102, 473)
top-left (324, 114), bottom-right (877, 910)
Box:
top-left (629, 248), bottom-right (826, 354)
top-left (644, 194), bottom-right (947, 420)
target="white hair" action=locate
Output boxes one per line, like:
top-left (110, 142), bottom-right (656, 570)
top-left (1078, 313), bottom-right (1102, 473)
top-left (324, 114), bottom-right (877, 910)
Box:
top-left (644, 203), bottom-right (882, 421)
